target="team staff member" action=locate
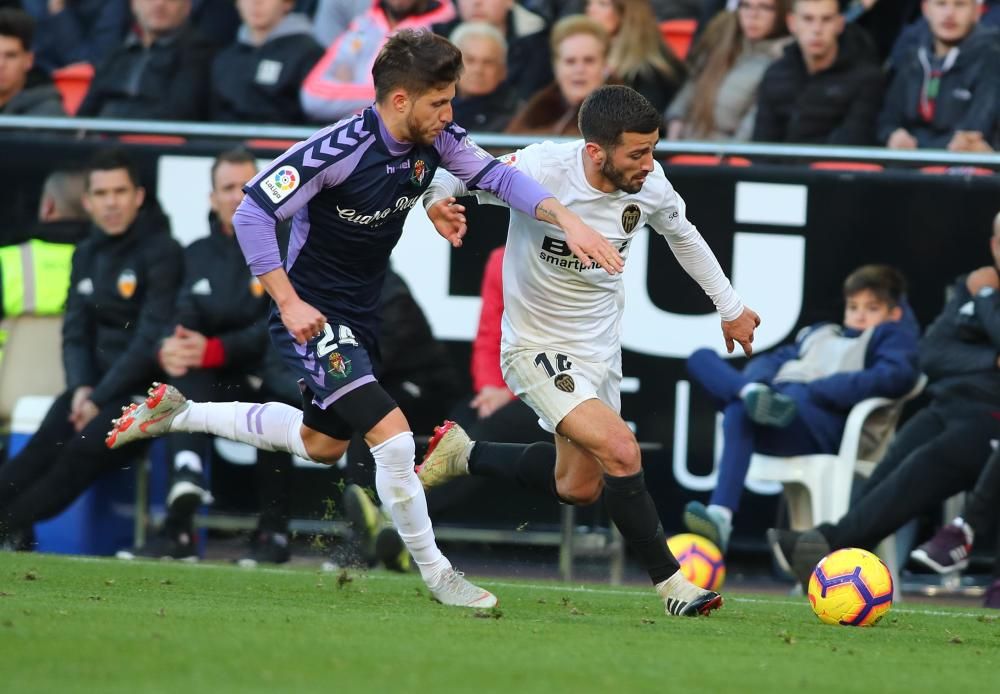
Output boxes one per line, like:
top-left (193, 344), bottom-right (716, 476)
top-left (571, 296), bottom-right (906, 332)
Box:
top-left (0, 149), bottom-right (182, 546)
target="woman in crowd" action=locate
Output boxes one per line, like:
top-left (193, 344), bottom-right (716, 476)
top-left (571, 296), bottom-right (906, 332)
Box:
top-left (505, 15), bottom-right (609, 136)
top-left (586, 0), bottom-right (686, 112)
top-left (665, 0), bottom-right (790, 141)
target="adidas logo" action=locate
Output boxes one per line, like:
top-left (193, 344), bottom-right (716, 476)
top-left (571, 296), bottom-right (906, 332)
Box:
top-left (191, 278), bottom-right (212, 295)
top-left (665, 597), bottom-right (688, 615)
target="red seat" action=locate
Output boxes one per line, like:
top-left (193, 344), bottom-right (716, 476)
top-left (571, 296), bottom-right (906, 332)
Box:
top-left (668, 154), bottom-right (751, 167)
top-left (245, 138), bottom-right (298, 151)
top-left (919, 165), bottom-right (994, 176)
top-left (117, 134), bottom-right (187, 146)
top-left (659, 19), bottom-right (697, 60)
top-left (810, 161), bottom-right (884, 172)
top-left (51, 62), bottom-right (94, 116)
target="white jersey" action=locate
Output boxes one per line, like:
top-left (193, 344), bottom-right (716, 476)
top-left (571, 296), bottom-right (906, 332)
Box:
top-left (424, 140), bottom-right (743, 362)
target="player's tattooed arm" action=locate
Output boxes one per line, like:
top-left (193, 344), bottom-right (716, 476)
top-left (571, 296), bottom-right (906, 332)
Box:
top-left (534, 198), bottom-right (624, 275)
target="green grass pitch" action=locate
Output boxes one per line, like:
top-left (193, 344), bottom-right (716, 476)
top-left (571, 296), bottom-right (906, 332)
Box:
top-left (1, 553), bottom-right (997, 693)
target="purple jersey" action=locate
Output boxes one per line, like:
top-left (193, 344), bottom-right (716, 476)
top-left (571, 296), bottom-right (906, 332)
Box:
top-left (234, 106), bottom-right (549, 350)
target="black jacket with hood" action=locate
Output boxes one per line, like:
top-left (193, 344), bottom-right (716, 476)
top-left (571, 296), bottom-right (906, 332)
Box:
top-left (753, 24), bottom-right (884, 145)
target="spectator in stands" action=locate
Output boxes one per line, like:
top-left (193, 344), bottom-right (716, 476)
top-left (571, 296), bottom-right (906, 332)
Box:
top-left (449, 22), bottom-right (519, 132)
top-left (878, 0), bottom-right (1000, 152)
top-left (21, 0), bottom-right (129, 73)
top-left (505, 14), bottom-right (608, 136)
top-left (210, 0), bottom-right (324, 124)
top-left (910, 442), bottom-right (1000, 608)
top-left (752, 0), bottom-right (884, 145)
top-left (585, 0), bottom-right (686, 112)
top-left (0, 9), bottom-right (64, 116)
top-left (1, 168), bottom-right (88, 247)
top-left (116, 148), bottom-right (303, 564)
top-left (300, 0), bottom-right (455, 123)
top-left (770, 215), bottom-right (1000, 588)
top-left (683, 265), bottom-right (920, 552)
top-left (310, 0), bottom-right (369, 46)
top-left (77, 0), bottom-right (216, 121)
top-left (0, 149), bottom-right (182, 549)
top-left (666, 0), bottom-right (790, 141)
top-left (433, 0), bottom-right (552, 101)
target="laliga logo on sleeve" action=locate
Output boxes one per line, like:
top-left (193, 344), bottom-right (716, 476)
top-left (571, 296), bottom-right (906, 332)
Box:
top-left (260, 166), bottom-right (300, 202)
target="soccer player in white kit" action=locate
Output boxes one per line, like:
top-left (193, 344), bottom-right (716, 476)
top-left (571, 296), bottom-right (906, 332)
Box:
top-left (418, 85), bottom-right (760, 616)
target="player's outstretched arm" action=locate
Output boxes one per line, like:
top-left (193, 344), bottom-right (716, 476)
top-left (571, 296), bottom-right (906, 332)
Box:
top-left (535, 198), bottom-right (623, 275)
top-left (722, 306), bottom-right (761, 356)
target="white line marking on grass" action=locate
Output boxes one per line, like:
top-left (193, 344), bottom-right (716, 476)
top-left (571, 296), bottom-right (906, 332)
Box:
top-left (59, 555), bottom-right (991, 619)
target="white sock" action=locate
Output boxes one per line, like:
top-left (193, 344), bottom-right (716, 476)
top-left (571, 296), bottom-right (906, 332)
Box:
top-left (708, 504), bottom-right (733, 525)
top-left (170, 401), bottom-right (310, 460)
top-left (656, 569), bottom-right (709, 599)
top-left (372, 432), bottom-right (450, 584)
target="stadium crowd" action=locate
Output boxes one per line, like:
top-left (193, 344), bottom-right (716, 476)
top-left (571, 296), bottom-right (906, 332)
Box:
top-left (0, 0), bottom-right (998, 610)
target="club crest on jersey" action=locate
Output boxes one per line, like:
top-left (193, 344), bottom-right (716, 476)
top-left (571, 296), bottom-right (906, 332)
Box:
top-left (499, 153), bottom-right (517, 166)
top-left (260, 166), bottom-right (299, 203)
top-left (117, 269), bottom-right (137, 299)
top-left (410, 159), bottom-right (427, 186)
top-left (249, 277), bottom-right (264, 298)
top-left (622, 204), bottom-right (641, 234)
top-left (328, 352), bottom-right (352, 379)
top-left (554, 374), bottom-right (575, 393)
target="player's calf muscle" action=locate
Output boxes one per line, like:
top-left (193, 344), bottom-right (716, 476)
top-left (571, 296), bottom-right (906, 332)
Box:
top-left (301, 429), bottom-right (347, 463)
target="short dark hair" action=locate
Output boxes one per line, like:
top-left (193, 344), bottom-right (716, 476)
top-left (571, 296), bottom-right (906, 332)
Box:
top-left (211, 147), bottom-right (257, 188)
top-left (0, 8), bottom-right (35, 51)
top-left (578, 85), bottom-right (662, 148)
top-left (372, 29), bottom-right (463, 102)
top-left (84, 148), bottom-right (142, 191)
top-left (843, 265), bottom-right (907, 307)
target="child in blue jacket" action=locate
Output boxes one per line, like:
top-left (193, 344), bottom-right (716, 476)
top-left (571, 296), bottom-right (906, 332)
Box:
top-left (683, 264), bottom-right (921, 552)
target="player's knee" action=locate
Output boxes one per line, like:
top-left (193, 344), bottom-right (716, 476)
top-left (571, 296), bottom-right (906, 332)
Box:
top-left (371, 431), bottom-right (415, 477)
top-left (600, 437), bottom-right (642, 476)
top-left (301, 429), bottom-right (348, 464)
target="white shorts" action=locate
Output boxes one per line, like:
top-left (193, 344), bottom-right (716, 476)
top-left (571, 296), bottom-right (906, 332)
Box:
top-left (501, 347), bottom-right (622, 434)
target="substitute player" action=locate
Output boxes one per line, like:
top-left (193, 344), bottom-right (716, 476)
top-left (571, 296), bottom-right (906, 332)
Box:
top-left (417, 85), bottom-right (760, 616)
top-left (105, 30), bottom-right (624, 609)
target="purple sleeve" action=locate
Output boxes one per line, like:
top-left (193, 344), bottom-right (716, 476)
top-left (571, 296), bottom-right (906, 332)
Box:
top-left (436, 125), bottom-right (551, 218)
top-left (233, 196), bottom-right (283, 276)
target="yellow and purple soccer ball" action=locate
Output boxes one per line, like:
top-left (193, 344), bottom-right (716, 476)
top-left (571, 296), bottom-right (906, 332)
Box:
top-left (666, 533), bottom-right (726, 591)
top-left (807, 547), bottom-right (893, 626)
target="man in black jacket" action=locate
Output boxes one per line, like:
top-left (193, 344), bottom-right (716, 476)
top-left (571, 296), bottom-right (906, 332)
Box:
top-left (770, 215), bottom-right (1000, 587)
top-left (753, 0), bottom-right (884, 145)
top-left (210, 0), bottom-right (323, 124)
top-left (879, 0), bottom-right (999, 151)
top-left (0, 148), bottom-right (182, 546)
top-left (77, 0), bottom-right (216, 121)
top-left (448, 21), bottom-right (521, 132)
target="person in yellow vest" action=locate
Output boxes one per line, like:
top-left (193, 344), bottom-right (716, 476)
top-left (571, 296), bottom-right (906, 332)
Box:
top-left (0, 169), bottom-right (89, 358)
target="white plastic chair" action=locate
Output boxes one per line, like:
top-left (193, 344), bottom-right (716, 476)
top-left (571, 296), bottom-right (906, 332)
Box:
top-left (747, 374), bottom-right (928, 530)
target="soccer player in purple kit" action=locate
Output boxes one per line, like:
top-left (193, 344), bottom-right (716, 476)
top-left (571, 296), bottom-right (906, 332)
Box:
top-left (105, 29), bottom-right (623, 608)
